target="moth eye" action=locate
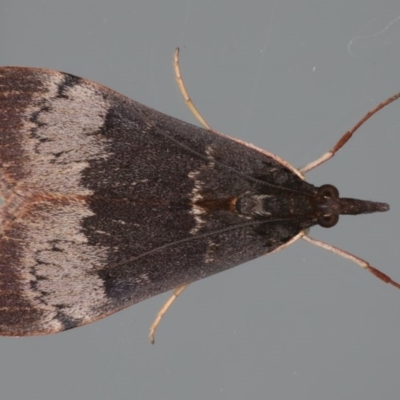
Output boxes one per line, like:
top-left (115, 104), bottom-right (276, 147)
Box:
top-left (318, 184), bottom-right (339, 198)
top-left (318, 214), bottom-right (339, 228)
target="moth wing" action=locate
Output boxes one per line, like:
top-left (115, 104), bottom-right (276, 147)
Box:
top-left (0, 67), bottom-right (307, 335)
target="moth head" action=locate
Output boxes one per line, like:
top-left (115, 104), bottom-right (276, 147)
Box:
top-left (315, 184), bottom-right (389, 228)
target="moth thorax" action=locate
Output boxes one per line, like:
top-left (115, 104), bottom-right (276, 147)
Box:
top-left (235, 194), bottom-right (274, 217)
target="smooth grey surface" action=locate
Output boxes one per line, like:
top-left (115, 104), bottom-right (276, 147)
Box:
top-left (1, 1), bottom-right (400, 399)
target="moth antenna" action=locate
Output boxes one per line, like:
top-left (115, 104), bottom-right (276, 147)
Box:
top-left (300, 91), bottom-right (400, 174)
top-left (149, 284), bottom-right (189, 344)
top-left (174, 47), bottom-right (212, 130)
top-left (302, 235), bottom-right (400, 290)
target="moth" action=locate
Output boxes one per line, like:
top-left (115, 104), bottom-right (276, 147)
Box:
top-left (0, 49), bottom-right (398, 343)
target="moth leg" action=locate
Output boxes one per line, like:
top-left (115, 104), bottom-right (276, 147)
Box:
top-left (149, 283), bottom-right (190, 344)
top-left (173, 47), bottom-right (212, 130)
top-left (302, 235), bottom-right (400, 290)
top-left (300, 91), bottom-right (400, 174)
top-left (269, 231), bottom-right (306, 255)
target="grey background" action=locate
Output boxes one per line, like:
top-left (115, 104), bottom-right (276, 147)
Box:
top-left (1, 1), bottom-right (400, 399)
